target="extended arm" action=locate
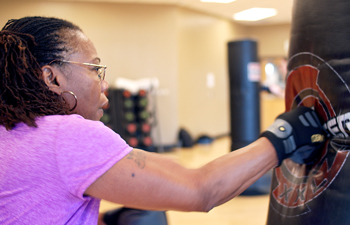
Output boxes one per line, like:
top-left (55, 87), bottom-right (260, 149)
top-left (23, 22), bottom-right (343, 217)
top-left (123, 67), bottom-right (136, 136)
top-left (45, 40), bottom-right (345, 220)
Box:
top-left (85, 106), bottom-right (325, 212)
top-left (85, 137), bottom-right (276, 212)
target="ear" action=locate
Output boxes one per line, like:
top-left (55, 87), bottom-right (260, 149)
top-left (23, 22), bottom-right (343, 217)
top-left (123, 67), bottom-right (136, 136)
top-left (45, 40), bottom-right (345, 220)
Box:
top-left (41, 65), bottom-right (63, 95)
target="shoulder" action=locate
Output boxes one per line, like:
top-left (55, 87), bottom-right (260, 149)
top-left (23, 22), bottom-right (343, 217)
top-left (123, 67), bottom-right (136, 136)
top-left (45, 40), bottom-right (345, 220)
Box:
top-left (40, 114), bottom-right (132, 160)
top-left (38, 114), bottom-right (98, 126)
top-left (35, 114), bottom-right (122, 144)
top-left (37, 114), bottom-right (107, 133)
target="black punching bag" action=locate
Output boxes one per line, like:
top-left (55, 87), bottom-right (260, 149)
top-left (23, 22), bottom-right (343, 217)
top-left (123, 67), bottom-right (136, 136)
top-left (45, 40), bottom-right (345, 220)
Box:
top-left (228, 40), bottom-right (260, 151)
top-left (267, 0), bottom-right (350, 224)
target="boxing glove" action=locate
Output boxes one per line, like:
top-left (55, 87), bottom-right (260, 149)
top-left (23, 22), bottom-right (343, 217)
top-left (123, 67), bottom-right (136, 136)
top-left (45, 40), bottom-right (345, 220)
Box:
top-left (260, 106), bottom-right (325, 166)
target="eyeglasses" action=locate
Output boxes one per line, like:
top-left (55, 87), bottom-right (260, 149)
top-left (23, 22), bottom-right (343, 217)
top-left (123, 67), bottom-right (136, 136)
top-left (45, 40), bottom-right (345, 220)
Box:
top-left (50, 60), bottom-right (107, 81)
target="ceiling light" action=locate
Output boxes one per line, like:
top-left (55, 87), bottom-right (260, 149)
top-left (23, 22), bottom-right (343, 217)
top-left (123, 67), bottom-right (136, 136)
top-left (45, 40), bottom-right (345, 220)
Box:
top-left (201, 0), bottom-right (236, 3)
top-left (233, 8), bottom-right (277, 21)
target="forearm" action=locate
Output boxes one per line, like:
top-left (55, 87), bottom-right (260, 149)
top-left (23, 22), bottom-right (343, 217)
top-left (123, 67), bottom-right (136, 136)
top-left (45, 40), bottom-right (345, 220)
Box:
top-left (197, 137), bottom-right (277, 211)
top-left (85, 138), bottom-right (277, 213)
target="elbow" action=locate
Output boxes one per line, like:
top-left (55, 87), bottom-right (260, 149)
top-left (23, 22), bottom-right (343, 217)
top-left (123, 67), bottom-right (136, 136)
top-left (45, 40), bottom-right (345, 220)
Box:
top-left (189, 173), bottom-right (218, 213)
top-left (199, 203), bottom-right (215, 213)
top-left (189, 169), bottom-right (239, 213)
top-left (198, 186), bottom-right (221, 212)
top-left (193, 188), bottom-right (217, 213)
top-left (174, 191), bottom-right (214, 213)
top-left (186, 193), bottom-right (213, 213)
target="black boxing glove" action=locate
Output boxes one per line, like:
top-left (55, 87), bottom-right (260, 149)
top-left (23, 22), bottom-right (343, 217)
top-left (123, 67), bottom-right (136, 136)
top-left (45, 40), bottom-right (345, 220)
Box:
top-left (260, 106), bottom-right (325, 166)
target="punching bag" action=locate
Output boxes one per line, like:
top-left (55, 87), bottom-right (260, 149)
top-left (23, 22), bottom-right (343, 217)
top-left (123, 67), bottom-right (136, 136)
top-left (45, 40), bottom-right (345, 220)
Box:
top-left (266, 0), bottom-right (350, 224)
top-left (228, 40), bottom-right (260, 152)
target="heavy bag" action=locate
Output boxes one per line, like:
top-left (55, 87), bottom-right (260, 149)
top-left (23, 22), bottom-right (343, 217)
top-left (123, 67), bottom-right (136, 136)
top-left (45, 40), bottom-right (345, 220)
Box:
top-left (228, 40), bottom-right (260, 152)
top-left (103, 208), bottom-right (168, 225)
top-left (266, 0), bottom-right (350, 224)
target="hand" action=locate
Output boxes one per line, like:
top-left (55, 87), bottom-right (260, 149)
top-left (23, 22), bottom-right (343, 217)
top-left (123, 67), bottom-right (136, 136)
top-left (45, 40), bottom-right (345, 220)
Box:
top-left (260, 106), bottom-right (325, 166)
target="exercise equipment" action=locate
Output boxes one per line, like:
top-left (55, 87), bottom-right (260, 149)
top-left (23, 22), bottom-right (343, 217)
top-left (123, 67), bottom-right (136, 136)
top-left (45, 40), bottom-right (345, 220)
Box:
top-left (228, 40), bottom-right (260, 151)
top-left (228, 40), bottom-right (273, 195)
top-left (100, 88), bottom-right (154, 151)
top-left (266, 0), bottom-right (350, 224)
top-left (103, 207), bottom-right (168, 225)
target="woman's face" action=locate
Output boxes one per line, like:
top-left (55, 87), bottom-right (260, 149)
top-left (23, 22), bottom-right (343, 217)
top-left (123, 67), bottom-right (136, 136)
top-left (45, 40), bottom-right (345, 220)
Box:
top-left (53, 31), bottom-right (109, 121)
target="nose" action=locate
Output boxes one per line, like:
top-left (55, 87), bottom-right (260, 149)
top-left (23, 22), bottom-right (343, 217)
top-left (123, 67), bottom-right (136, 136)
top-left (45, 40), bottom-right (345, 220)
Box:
top-left (101, 80), bottom-right (109, 92)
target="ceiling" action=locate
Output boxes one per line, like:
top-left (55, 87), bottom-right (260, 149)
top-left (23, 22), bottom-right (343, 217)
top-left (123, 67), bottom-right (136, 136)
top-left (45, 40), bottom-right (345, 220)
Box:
top-left (98, 0), bottom-right (294, 26)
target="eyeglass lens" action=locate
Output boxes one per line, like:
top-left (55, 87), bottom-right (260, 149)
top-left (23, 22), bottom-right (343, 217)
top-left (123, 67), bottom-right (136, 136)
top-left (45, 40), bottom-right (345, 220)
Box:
top-left (98, 67), bottom-right (105, 81)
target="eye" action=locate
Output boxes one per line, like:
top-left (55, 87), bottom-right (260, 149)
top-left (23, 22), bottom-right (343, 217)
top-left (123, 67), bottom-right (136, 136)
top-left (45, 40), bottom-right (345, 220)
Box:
top-left (93, 67), bottom-right (103, 79)
top-left (93, 66), bottom-right (100, 73)
top-left (92, 66), bottom-right (100, 74)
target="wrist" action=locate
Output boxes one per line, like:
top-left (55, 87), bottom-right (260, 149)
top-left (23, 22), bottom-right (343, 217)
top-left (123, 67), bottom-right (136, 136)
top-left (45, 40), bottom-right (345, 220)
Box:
top-left (258, 137), bottom-right (279, 167)
top-left (259, 131), bottom-right (286, 166)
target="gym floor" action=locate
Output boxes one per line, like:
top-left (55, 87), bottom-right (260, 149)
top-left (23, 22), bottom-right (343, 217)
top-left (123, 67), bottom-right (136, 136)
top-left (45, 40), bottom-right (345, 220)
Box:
top-left (99, 136), bottom-right (271, 225)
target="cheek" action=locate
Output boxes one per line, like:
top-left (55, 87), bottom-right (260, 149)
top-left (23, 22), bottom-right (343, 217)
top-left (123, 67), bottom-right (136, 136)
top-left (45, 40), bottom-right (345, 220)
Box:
top-left (87, 81), bottom-right (102, 104)
top-left (73, 80), bottom-right (100, 109)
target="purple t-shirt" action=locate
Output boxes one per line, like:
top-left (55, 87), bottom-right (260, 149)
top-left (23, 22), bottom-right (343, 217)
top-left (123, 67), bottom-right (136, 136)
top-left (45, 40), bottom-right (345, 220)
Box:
top-left (0, 114), bottom-right (133, 224)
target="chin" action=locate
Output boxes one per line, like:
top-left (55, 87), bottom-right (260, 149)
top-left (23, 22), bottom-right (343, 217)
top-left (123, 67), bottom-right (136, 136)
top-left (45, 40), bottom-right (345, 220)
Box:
top-left (94, 108), bottom-right (104, 121)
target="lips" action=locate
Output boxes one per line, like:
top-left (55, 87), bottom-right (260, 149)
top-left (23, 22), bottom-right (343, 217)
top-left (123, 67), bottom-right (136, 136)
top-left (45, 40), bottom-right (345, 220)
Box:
top-left (101, 100), bottom-right (109, 110)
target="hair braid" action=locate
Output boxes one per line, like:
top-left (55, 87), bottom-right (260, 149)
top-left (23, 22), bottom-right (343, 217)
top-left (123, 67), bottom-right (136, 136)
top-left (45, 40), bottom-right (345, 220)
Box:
top-left (0, 17), bottom-right (81, 130)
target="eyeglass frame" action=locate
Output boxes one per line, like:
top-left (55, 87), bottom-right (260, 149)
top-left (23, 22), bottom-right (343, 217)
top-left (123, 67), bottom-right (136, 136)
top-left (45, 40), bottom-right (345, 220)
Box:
top-left (49, 59), bottom-right (107, 81)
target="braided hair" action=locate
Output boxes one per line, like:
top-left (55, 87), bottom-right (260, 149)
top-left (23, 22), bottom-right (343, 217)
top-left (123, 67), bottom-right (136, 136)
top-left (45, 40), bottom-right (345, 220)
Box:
top-left (0, 16), bottom-right (82, 130)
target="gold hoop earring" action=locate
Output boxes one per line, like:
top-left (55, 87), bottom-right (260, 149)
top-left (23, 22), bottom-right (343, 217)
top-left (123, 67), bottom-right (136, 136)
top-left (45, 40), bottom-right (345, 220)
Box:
top-left (61, 91), bottom-right (78, 111)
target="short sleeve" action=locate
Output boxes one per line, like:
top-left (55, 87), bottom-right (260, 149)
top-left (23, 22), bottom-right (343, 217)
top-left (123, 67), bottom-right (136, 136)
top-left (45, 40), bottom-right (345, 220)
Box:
top-left (54, 115), bottom-right (133, 198)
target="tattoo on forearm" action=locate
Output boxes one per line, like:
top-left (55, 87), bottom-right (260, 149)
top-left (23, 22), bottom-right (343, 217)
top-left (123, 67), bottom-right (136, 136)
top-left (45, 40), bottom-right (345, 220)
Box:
top-left (127, 150), bottom-right (146, 169)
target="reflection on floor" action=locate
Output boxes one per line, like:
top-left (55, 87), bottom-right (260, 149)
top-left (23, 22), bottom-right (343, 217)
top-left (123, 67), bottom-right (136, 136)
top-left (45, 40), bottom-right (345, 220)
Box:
top-left (99, 136), bottom-right (271, 225)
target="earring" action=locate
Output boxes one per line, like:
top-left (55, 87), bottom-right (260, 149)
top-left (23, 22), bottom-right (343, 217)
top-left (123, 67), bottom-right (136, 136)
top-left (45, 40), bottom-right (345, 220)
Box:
top-left (61, 91), bottom-right (78, 111)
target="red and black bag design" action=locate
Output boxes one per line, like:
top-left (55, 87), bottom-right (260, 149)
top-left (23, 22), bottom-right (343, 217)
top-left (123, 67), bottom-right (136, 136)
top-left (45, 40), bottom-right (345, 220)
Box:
top-left (266, 0), bottom-right (350, 224)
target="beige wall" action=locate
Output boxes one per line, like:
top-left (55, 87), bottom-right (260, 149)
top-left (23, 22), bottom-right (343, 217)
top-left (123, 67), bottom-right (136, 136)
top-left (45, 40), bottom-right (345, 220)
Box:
top-left (247, 24), bottom-right (291, 58)
top-left (177, 8), bottom-right (247, 139)
top-left (0, 1), bottom-right (290, 145)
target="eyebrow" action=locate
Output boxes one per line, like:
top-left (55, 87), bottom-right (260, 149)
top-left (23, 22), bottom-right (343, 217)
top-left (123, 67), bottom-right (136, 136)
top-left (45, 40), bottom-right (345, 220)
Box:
top-left (93, 57), bottom-right (101, 64)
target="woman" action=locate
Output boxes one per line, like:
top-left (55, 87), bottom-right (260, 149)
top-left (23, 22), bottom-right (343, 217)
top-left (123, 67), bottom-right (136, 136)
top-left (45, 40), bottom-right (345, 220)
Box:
top-left (0, 16), bottom-right (325, 224)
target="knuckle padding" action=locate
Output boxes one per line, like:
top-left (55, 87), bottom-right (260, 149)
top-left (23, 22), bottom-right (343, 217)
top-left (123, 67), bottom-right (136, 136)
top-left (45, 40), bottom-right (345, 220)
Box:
top-left (266, 119), bottom-right (292, 139)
